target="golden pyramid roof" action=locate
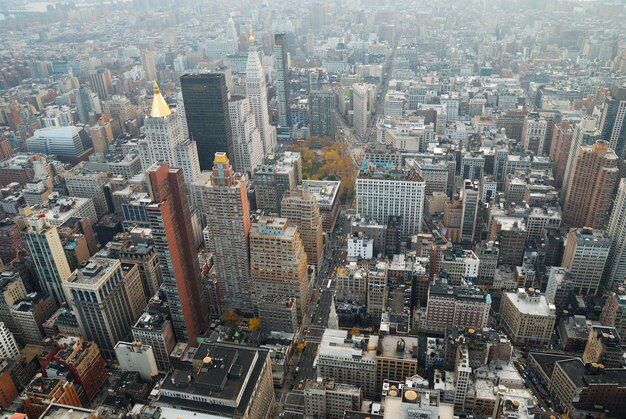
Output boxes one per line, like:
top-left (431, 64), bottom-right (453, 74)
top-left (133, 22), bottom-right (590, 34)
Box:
top-left (150, 81), bottom-right (172, 118)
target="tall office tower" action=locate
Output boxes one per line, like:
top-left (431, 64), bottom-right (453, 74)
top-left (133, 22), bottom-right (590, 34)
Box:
top-left (203, 153), bottom-right (253, 314)
top-left (88, 68), bottom-right (112, 100)
top-left (562, 228), bottom-right (611, 295)
top-left (0, 323), bottom-right (19, 360)
top-left (310, 3), bottom-right (327, 31)
top-left (250, 216), bottom-right (309, 318)
top-left (600, 288), bottom-right (626, 346)
top-left (599, 83), bottom-right (626, 160)
top-left (0, 219), bottom-right (24, 264)
top-left (356, 163), bottom-right (425, 239)
top-left (561, 116), bottom-right (600, 203)
top-left (105, 238), bottom-right (162, 300)
top-left (309, 90), bottom-right (336, 139)
top-left (63, 258), bottom-right (145, 358)
top-left (367, 261), bottom-right (388, 325)
top-left (145, 163), bottom-right (206, 343)
top-left (562, 141), bottom-right (618, 229)
top-left (352, 83), bottom-right (371, 139)
top-left (460, 180), bottom-right (479, 242)
top-left (246, 49), bottom-right (276, 155)
top-left (254, 151), bottom-right (302, 213)
top-left (140, 49), bottom-right (157, 82)
top-left (274, 33), bottom-right (290, 127)
top-left (521, 113), bottom-right (548, 156)
top-left (228, 95), bottom-right (263, 175)
top-left (606, 178), bottom-right (626, 289)
top-left (175, 92), bottom-right (189, 140)
top-left (454, 346), bottom-right (471, 409)
top-left (22, 215), bottom-right (72, 305)
top-left (550, 121), bottom-right (574, 187)
top-left (64, 169), bottom-right (109, 218)
top-left (180, 73), bottom-right (234, 171)
top-left (106, 96), bottom-right (137, 131)
top-left (140, 83), bottom-right (201, 183)
top-left (11, 292), bottom-right (57, 344)
top-left (281, 188), bottom-right (323, 270)
top-left (0, 272), bottom-right (27, 335)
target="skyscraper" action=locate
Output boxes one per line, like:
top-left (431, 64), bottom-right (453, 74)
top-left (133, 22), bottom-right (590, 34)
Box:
top-left (63, 258), bottom-right (145, 358)
top-left (180, 73), bottom-right (234, 171)
top-left (228, 95), bottom-right (263, 175)
top-left (352, 83), bottom-right (371, 139)
top-left (88, 68), bottom-right (112, 100)
top-left (203, 153), bottom-right (254, 314)
top-left (274, 33), bottom-right (290, 127)
top-left (309, 89), bottom-right (336, 139)
top-left (22, 215), bottom-right (72, 305)
top-left (246, 49), bottom-right (276, 155)
top-left (250, 216), bottom-right (309, 318)
top-left (561, 116), bottom-right (601, 203)
top-left (562, 228), bottom-right (611, 295)
top-left (140, 82), bottom-right (200, 183)
top-left (281, 188), bottom-right (324, 270)
top-left (140, 49), bottom-right (157, 82)
top-left (606, 179), bottom-right (626, 290)
top-left (599, 83), bottom-right (626, 160)
top-left (563, 141), bottom-right (618, 230)
top-left (146, 163), bottom-right (207, 343)
top-left (460, 180), bottom-right (479, 242)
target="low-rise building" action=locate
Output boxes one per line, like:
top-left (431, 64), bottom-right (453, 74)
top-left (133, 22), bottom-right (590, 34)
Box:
top-left (304, 380), bottom-right (362, 419)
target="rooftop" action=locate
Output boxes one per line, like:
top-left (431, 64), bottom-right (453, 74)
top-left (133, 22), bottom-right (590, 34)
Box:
top-left (302, 179), bottom-right (340, 206)
top-left (317, 329), bottom-right (377, 364)
top-left (505, 288), bottom-right (556, 316)
top-left (66, 257), bottom-right (120, 287)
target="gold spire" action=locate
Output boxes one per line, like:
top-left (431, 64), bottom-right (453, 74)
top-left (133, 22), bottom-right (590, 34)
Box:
top-left (150, 81), bottom-right (171, 118)
top-left (248, 24), bottom-right (255, 43)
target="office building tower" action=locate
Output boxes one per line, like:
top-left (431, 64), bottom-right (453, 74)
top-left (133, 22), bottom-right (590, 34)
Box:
top-left (26, 126), bottom-right (93, 164)
top-left (114, 341), bottom-right (158, 381)
top-left (155, 342), bottom-right (275, 418)
top-left (304, 380), bottom-right (361, 419)
top-left (460, 180), bottom-right (479, 242)
top-left (561, 116), bottom-right (601, 203)
top-left (254, 151), bottom-right (302, 213)
top-left (23, 216), bottom-right (72, 305)
top-left (367, 261), bottom-right (388, 325)
top-left (0, 272), bottom-right (27, 335)
top-left (180, 73), bottom-right (234, 171)
top-left (499, 288), bottom-right (556, 347)
top-left (64, 169), bottom-right (109, 218)
top-left (0, 219), bottom-right (24, 264)
top-left (250, 216), bottom-right (309, 318)
top-left (246, 49), bottom-right (276, 155)
top-left (582, 326), bottom-right (623, 368)
top-left (176, 92), bottom-right (189, 140)
top-left (441, 248), bottom-right (480, 286)
top-left (274, 33), bottom-right (290, 127)
top-left (281, 188), bottom-right (323, 269)
top-left (599, 83), bottom-right (626, 160)
top-left (202, 153), bottom-right (253, 314)
top-left (521, 113), bottom-right (548, 156)
top-left (11, 292), bottom-right (57, 344)
top-left (309, 90), bottom-right (336, 140)
top-left (600, 288), bottom-right (626, 346)
top-left (563, 141), bottom-right (618, 229)
top-left (74, 86), bottom-right (96, 124)
top-left (132, 311), bottom-right (176, 373)
top-left (561, 228), bottom-right (611, 295)
top-left (64, 258), bottom-right (145, 357)
top-left (545, 267), bottom-right (574, 314)
top-left (257, 297), bottom-right (298, 334)
top-left (88, 68), bottom-right (112, 100)
top-left (550, 121), bottom-right (574, 187)
top-left (228, 95), bottom-right (263, 175)
top-left (375, 335), bottom-right (420, 395)
top-left (421, 281), bottom-right (490, 333)
top-left (352, 83), bottom-right (372, 139)
top-left (454, 345), bottom-right (471, 409)
top-left (145, 163), bottom-right (206, 343)
top-left (606, 179), bottom-right (626, 290)
top-left (526, 206), bottom-right (561, 241)
top-left (106, 96), bottom-right (137, 132)
top-left (356, 163), bottom-right (425, 239)
top-left (140, 49), bottom-right (157, 82)
top-left (140, 82), bottom-right (201, 183)
top-left (0, 323), bottom-right (18, 360)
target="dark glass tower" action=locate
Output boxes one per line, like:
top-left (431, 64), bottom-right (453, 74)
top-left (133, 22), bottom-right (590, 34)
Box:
top-left (180, 73), bottom-right (234, 171)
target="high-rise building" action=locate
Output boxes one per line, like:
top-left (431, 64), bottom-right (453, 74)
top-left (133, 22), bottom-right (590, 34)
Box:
top-left (460, 180), bottom-right (479, 242)
top-left (21, 377), bottom-right (82, 419)
top-left (11, 292), bottom-right (57, 344)
top-left (140, 49), bottom-right (157, 82)
top-left (561, 228), bottom-right (611, 295)
top-left (499, 288), bottom-right (556, 347)
top-left (561, 116), bottom-right (601, 203)
top-left (114, 341), bottom-right (158, 381)
top-left (228, 95), bottom-right (263, 175)
top-left (64, 168), bottom-right (109, 218)
top-left (246, 49), bottom-right (276, 155)
top-left (281, 188), bottom-right (323, 270)
top-left (521, 113), bottom-right (548, 156)
top-left (201, 153), bottom-right (253, 314)
top-left (600, 288), bottom-right (626, 346)
top-left (63, 258), bottom-right (145, 358)
top-left (599, 83), bottom-right (626, 160)
top-left (550, 121), bottom-right (574, 187)
top-left (352, 83), bottom-right (372, 139)
top-left (562, 141), bottom-right (618, 229)
top-left (0, 323), bottom-right (19, 360)
top-left (274, 33), bottom-right (290, 128)
top-left (356, 163), bottom-right (425, 239)
top-left (582, 325), bottom-right (623, 368)
top-left (180, 73), bottom-right (234, 171)
top-left (454, 345), bottom-right (471, 409)
top-left (0, 272), bottom-right (27, 335)
top-left (309, 90), bottom-right (336, 139)
top-left (250, 216), bottom-right (309, 318)
top-left (140, 83), bottom-right (201, 184)
top-left (606, 179), bottom-right (626, 290)
top-left (22, 215), bottom-right (72, 305)
top-left (421, 281), bottom-right (490, 333)
top-left (254, 151), bottom-right (302, 213)
top-left (304, 380), bottom-right (362, 419)
top-left (367, 261), bottom-right (388, 325)
top-left (0, 219), bottom-right (24, 264)
top-left (145, 163), bottom-right (207, 343)
top-left (88, 68), bottom-right (112, 100)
